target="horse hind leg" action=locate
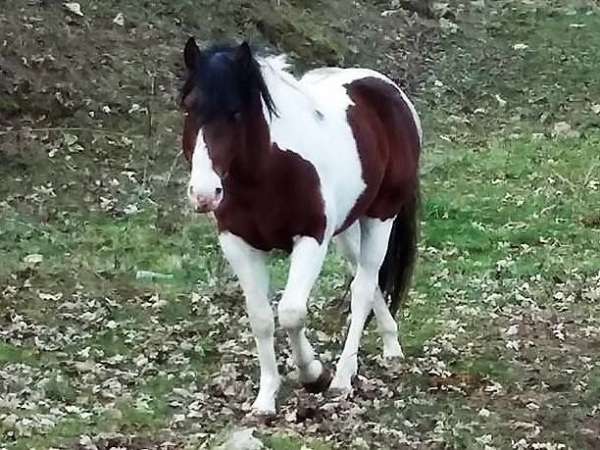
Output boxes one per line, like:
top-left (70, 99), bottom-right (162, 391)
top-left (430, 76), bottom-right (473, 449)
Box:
top-left (331, 217), bottom-right (400, 392)
top-left (334, 222), bottom-right (359, 314)
top-left (373, 287), bottom-right (404, 358)
top-left (335, 222), bottom-right (360, 271)
top-left (335, 222), bottom-right (404, 361)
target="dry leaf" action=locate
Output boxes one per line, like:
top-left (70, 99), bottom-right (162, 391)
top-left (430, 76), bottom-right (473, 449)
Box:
top-left (64, 2), bottom-right (83, 16)
top-left (113, 13), bottom-right (125, 26)
top-left (23, 253), bottom-right (43, 264)
top-left (439, 18), bottom-right (459, 33)
top-left (495, 94), bottom-right (507, 107)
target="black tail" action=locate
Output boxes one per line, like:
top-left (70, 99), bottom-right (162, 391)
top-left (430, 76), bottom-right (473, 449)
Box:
top-left (378, 185), bottom-right (420, 317)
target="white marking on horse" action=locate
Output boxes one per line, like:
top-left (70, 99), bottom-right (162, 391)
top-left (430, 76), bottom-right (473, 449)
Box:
top-left (335, 223), bottom-right (405, 359)
top-left (302, 65), bottom-right (422, 143)
top-left (218, 232), bottom-right (280, 414)
top-left (188, 130), bottom-right (223, 211)
top-left (259, 58), bottom-right (371, 232)
top-left (277, 236), bottom-right (328, 383)
top-left (398, 89), bottom-right (423, 144)
top-left (330, 217), bottom-right (395, 392)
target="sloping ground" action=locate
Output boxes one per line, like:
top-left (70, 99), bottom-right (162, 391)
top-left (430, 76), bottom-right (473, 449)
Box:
top-left (0, 0), bottom-right (441, 236)
top-left (2, 1), bottom-right (600, 449)
top-left (0, 0), bottom-right (438, 128)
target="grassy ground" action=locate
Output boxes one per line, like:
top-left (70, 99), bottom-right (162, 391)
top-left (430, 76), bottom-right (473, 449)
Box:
top-left (2, 0), bottom-right (600, 449)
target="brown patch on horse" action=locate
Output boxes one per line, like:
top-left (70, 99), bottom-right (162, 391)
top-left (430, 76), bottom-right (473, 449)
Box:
top-left (338, 77), bottom-right (421, 231)
top-left (214, 100), bottom-right (326, 253)
top-left (182, 113), bottom-right (200, 163)
top-left (216, 146), bottom-right (326, 252)
top-left (342, 77), bottom-right (421, 316)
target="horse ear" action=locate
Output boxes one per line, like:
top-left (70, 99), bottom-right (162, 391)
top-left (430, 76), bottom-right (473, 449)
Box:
top-left (184, 37), bottom-right (201, 70)
top-left (235, 41), bottom-right (253, 69)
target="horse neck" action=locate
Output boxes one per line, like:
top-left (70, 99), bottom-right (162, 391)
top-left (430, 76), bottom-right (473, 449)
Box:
top-left (229, 64), bottom-right (301, 184)
top-left (229, 96), bottom-right (273, 184)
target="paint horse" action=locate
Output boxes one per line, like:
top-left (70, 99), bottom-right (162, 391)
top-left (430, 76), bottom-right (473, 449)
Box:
top-left (180, 38), bottom-right (421, 415)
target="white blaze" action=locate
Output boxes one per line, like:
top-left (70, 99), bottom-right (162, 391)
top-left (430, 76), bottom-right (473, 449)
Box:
top-left (188, 129), bottom-right (222, 203)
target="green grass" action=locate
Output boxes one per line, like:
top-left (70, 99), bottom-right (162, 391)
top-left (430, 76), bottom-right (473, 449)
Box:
top-left (0, 343), bottom-right (35, 365)
top-left (262, 434), bottom-right (334, 450)
top-left (422, 1), bottom-right (600, 141)
top-left (451, 355), bottom-right (518, 384)
top-left (421, 135), bottom-right (600, 278)
top-left (43, 371), bottom-right (79, 403)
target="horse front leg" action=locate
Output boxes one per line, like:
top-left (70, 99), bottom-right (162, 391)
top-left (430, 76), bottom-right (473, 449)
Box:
top-left (219, 232), bottom-right (280, 415)
top-left (278, 236), bottom-right (332, 392)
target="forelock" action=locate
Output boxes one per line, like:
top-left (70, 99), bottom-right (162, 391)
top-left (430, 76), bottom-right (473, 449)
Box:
top-left (180, 42), bottom-right (276, 120)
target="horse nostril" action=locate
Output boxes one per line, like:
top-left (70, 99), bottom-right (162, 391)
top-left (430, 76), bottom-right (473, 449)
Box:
top-left (215, 187), bottom-right (223, 196)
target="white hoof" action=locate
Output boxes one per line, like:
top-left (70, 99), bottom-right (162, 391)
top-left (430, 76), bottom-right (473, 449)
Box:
top-left (250, 407), bottom-right (276, 417)
top-left (329, 372), bottom-right (353, 395)
top-left (250, 398), bottom-right (276, 416)
top-left (383, 342), bottom-right (405, 359)
top-left (330, 355), bottom-right (357, 395)
top-left (251, 378), bottom-right (280, 415)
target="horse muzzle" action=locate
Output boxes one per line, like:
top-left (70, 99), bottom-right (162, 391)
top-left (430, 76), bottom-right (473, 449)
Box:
top-left (188, 186), bottom-right (223, 214)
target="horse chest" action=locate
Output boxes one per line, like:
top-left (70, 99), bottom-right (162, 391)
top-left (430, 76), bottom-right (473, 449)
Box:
top-left (215, 197), bottom-right (325, 252)
top-left (214, 150), bottom-right (328, 252)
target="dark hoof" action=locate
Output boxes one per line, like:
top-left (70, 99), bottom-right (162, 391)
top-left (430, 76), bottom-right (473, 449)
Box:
top-left (302, 366), bottom-right (332, 393)
top-left (242, 412), bottom-right (277, 427)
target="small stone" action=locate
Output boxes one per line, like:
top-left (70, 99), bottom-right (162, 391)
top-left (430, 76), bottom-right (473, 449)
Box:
top-left (552, 121), bottom-right (580, 138)
top-left (215, 428), bottom-right (264, 450)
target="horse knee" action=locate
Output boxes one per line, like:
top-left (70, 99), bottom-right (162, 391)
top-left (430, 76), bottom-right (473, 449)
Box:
top-left (248, 312), bottom-right (274, 337)
top-left (377, 315), bottom-right (398, 335)
top-left (373, 290), bottom-right (398, 334)
top-left (246, 301), bottom-right (274, 337)
top-left (350, 276), bottom-right (376, 311)
top-left (278, 302), bottom-right (307, 330)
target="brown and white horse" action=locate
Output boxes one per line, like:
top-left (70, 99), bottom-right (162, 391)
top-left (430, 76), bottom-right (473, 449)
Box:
top-left (180, 38), bottom-right (421, 415)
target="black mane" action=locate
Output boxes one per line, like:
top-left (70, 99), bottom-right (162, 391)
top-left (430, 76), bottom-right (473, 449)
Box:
top-left (181, 42), bottom-right (277, 121)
